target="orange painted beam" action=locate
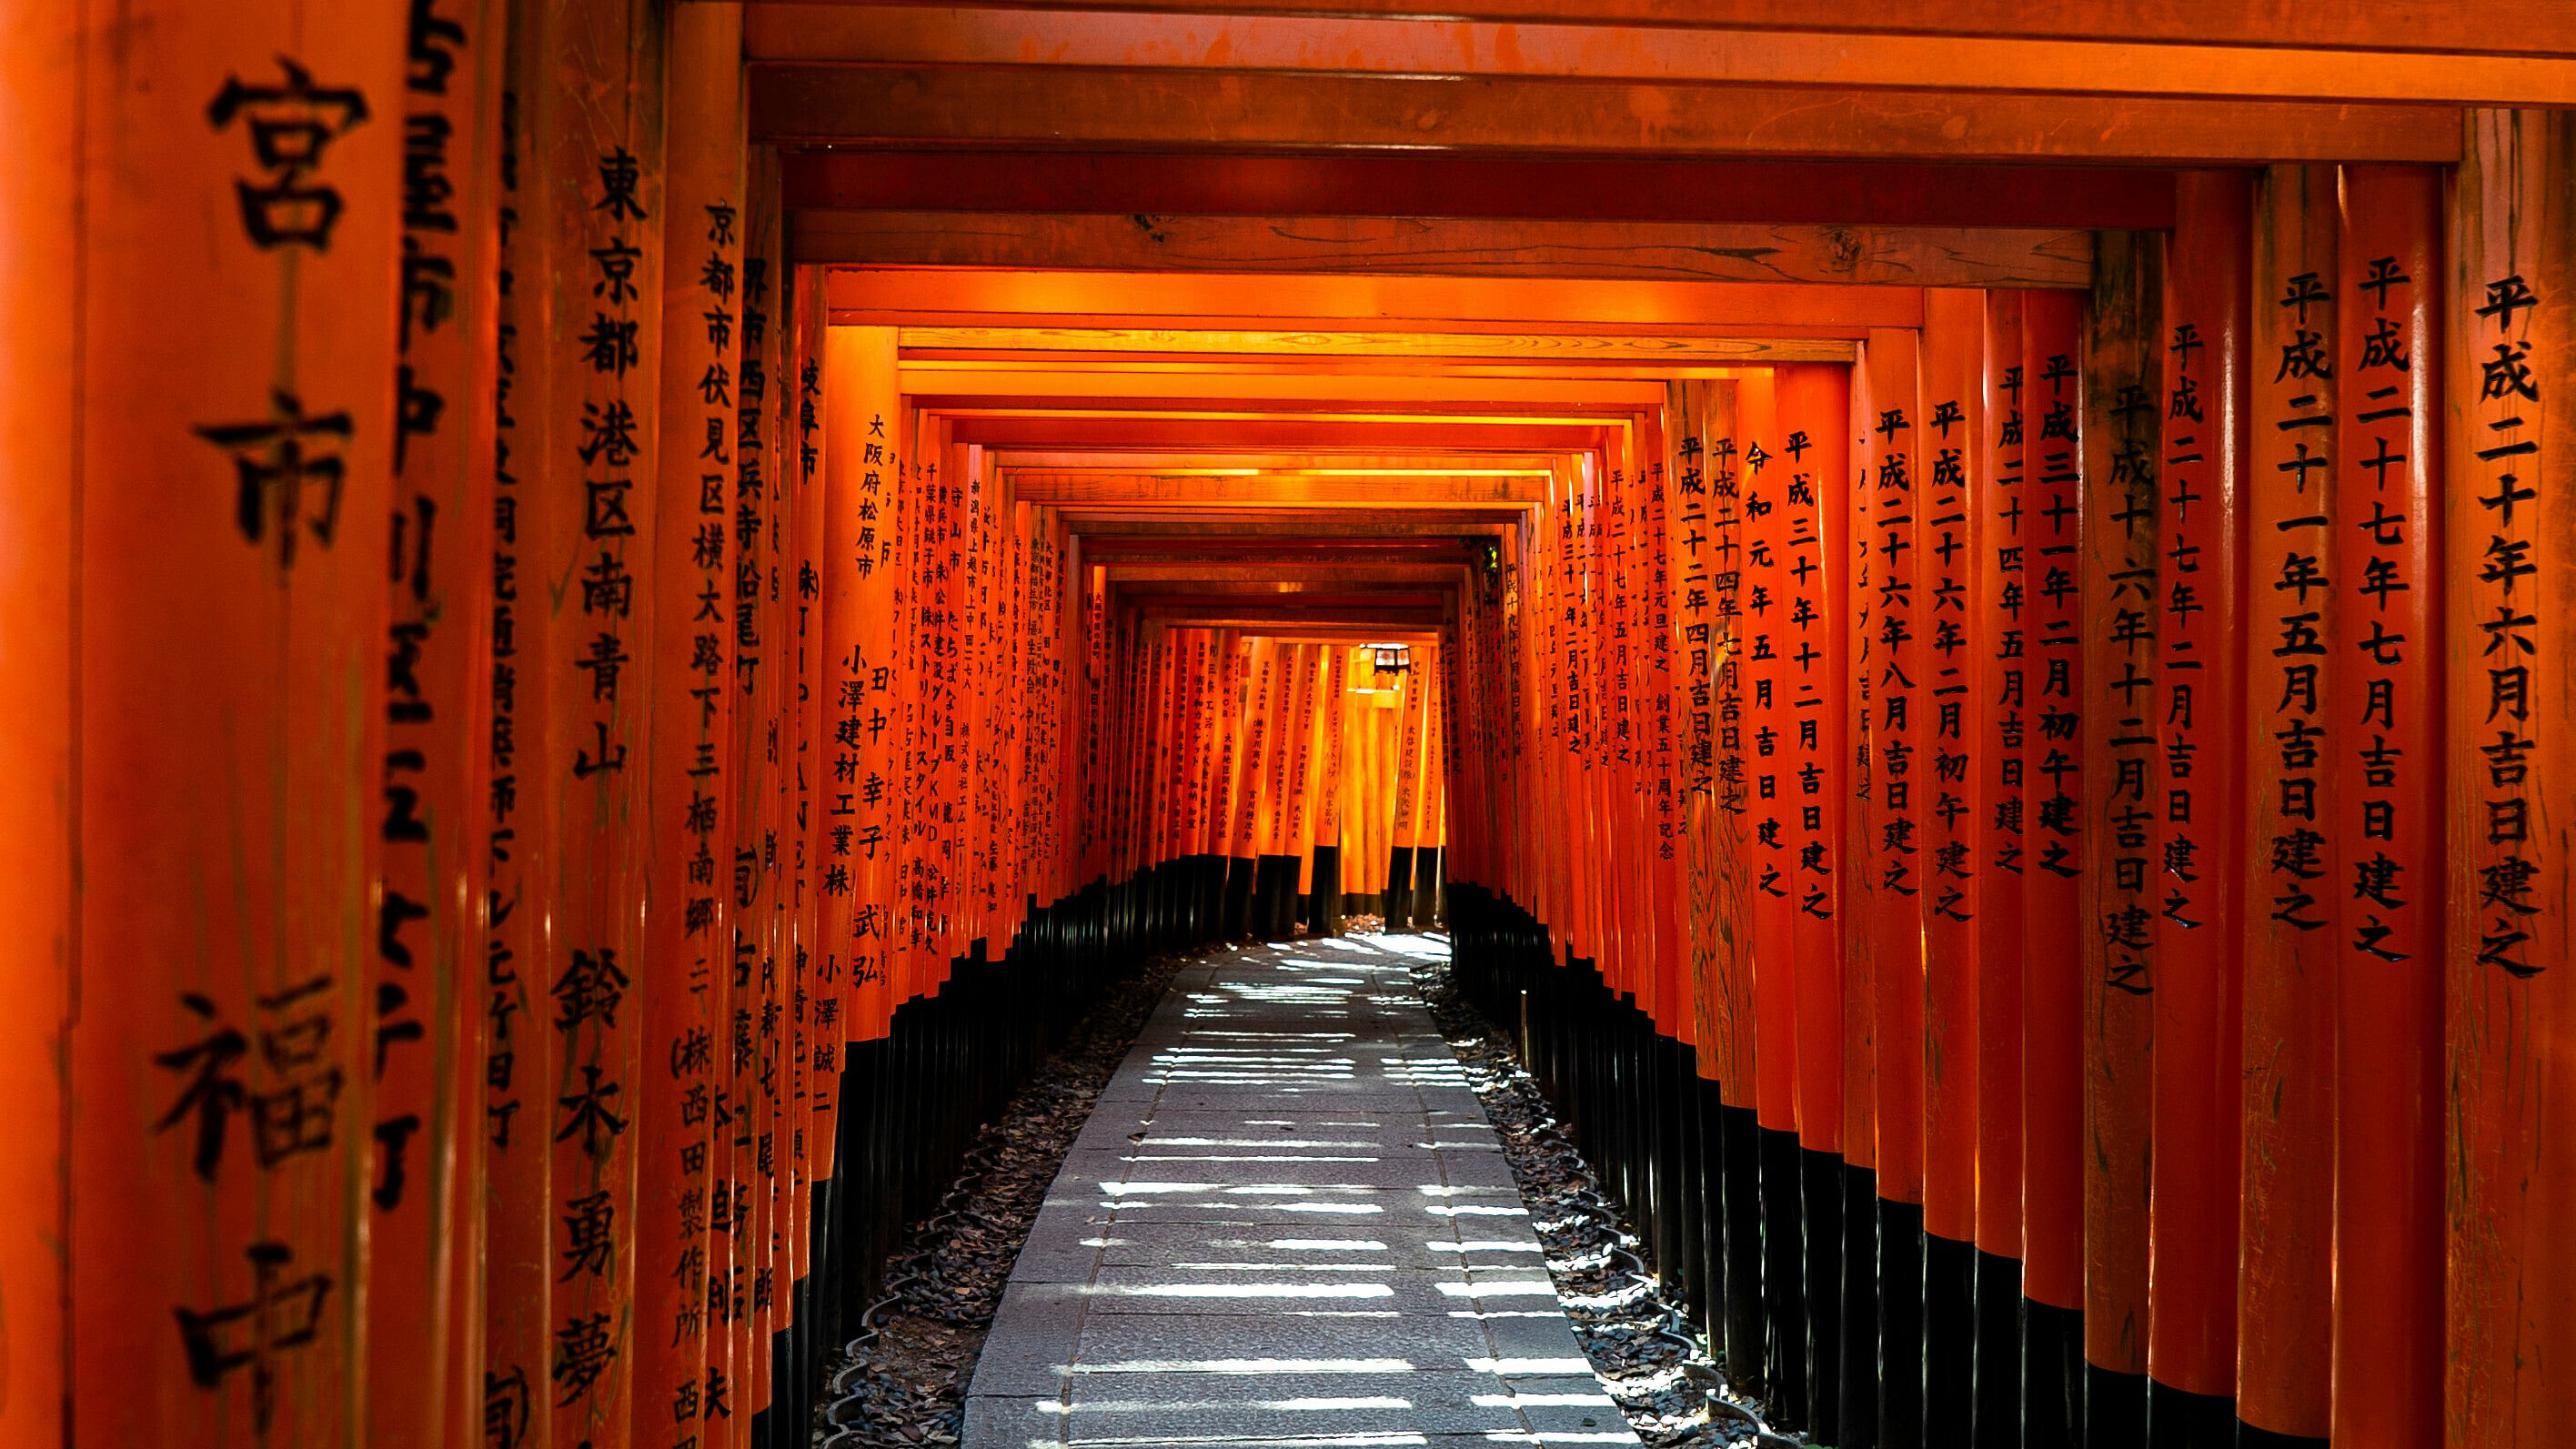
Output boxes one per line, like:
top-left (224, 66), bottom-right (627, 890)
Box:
top-left (795, 211), bottom-right (2090, 288)
top-left (750, 65), bottom-right (2462, 164)
top-left (825, 267), bottom-right (1926, 334)
top-left (750, 5), bottom-right (2576, 106)
top-left (785, 150), bottom-right (2178, 230)
top-left (790, 0), bottom-right (2574, 55)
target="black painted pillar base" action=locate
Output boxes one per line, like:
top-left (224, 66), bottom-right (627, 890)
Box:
top-left (1759, 1124), bottom-right (1809, 1426)
top-left (1800, 1148), bottom-right (1844, 1446)
top-left (1223, 856), bottom-right (1256, 940)
top-left (1254, 854), bottom-right (1299, 941)
top-left (1841, 1164), bottom-right (1881, 1449)
top-left (1923, 1231), bottom-right (1978, 1447)
top-left (1971, 1250), bottom-right (2023, 1449)
top-left (2236, 1420), bottom-right (2331, 1449)
top-left (1696, 1078), bottom-right (1730, 1349)
top-left (1415, 846), bottom-right (1444, 927)
top-left (2024, 1299), bottom-right (2084, 1449)
top-left (1385, 845), bottom-right (1415, 931)
top-left (1879, 1199), bottom-right (1926, 1449)
top-left (1308, 845), bottom-right (1343, 936)
top-left (1669, 1041), bottom-right (1706, 1320)
top-left (1720, 1102), bottom-right (1766, 1395)
top-left (2146, 1378), bottom-right (2236, 1449)
top-left (2087, 1363), bottom-right (2148, 1449)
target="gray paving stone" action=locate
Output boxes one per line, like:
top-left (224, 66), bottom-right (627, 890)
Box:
top-left (962, 938), bottom-right (1635, 1448)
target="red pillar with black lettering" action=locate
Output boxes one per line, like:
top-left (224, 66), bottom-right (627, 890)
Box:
top-left (2330, 161), bottom-right (2443, 1449)
top-left (2148, 168), bottom-right (2251, 1446)
top-left (2238, 162), bottom-right (2339, 1449)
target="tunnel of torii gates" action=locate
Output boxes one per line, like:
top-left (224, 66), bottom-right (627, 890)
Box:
top-left (21, 5), bottom-right (2576, 1449)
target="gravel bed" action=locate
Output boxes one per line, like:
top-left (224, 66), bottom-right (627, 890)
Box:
top-left (815, 947), bottom-right (1196, 1447)
top-left (1408, 946), bottom-right (1781, 1449)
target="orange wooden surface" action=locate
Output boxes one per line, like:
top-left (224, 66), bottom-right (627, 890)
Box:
top-left (65, 6), bottom-right (408, 1446)
top-left (642, 9), bottom-right (741, 1436)
top-left (1860, 327), bottom-right (1926, 1210)
top-left (2332, 160), bottom-right (2446, 1449)
top-left (2078, 228), bottom-right (2160, 1377)
top-left (2018, 289), bottom-right (2088, 1315)
top-left (1918, 290), bottom-right (1984, 1246)
top-left (2445, 112), bottom-right (2576, 1447)
top-left (1843, 358), bottom-right (1880, 1174)
top-left (2147, 168), bottom-right (2251, 1405)
top-left (2237, 161), bottom-right (2340, 1441)
top-left (1736, 372), bottom-right (1801, 1131)
top-left (1775, 364), bottom-right (1852, 1157)
top-left (375, 3), bottom-right (505, 1444)
top-left (0, 4), bottom-right (74, 1439)
top-left (1971, 289), bottom-right (2026, 1263)
top-left (1681, 384), bottom-right (1755, 1099)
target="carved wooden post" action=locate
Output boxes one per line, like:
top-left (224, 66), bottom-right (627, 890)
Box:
top-left (2331, 159), bottom-right (2445, 1449)
top-left (2444, 109), bottom-right (2576, 1449)
top-left (2019, 287), bottom-right (2089, 1448)
top-left (2238, 161), bottom-right (2340, 1449)
top-left (2079, 226), bottom-right (2161, 1448)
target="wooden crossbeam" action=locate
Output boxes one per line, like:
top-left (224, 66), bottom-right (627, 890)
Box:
top-left (748, 5), bottom-right (2576, 105)
top-left (826, 268), bottom-right (1926, 332)
top-left (786, 151), bottom-right (2179, 230)
top-left (946, 418), bottom-right (1606, 449)
top-left (1011, 473), bottom-right (1544, 507)
top-left (901, 326), bottom-right (1850, 364)
top-left (796, 210), bottom-right (2089, 287)
top-left (760, 0), bottom-right (2566, 56)
top-left (750, 65), bottom-right (2460, 163)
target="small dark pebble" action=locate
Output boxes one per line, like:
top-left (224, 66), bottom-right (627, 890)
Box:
top-left (1411, 954), bottom-right (1777, 1449)
top-left (815, 948), bottom-right (1195, 1447)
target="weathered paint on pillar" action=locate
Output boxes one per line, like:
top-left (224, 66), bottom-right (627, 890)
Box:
top-left (2020, 287), bottom-right (2089, 1326)
top-left (2331, 159), bottom-right (2446, 1449)
top-left (2079, 228), bottom-right (2161, 1412)
top-left (640, 8), bottom-right (740, 1442)
top-left (1776, 364), bottom-right (1851, 1162)
top-left (68, 5), bottom-right (408, 1445)
top-left (1919, 290), bottom-right (1986, 1255)
top-left (2237, 160), bottom-right (2340, 1446)
top-left (0, 6), bottom-right (76, 1443)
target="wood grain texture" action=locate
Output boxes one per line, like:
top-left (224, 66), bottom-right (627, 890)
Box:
top-left (750, 65), bottom-right (2463, 163)
top-left (794, 211), bottom-right (2091, 288)
top-left (899, 326), bottom-right (1855, 364)
top-left (750, 5), bottom-right (2576, 106)
top-left (746, 0), bottom-right (2576, 59)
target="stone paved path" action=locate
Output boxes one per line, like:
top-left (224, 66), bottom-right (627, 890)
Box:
top-left (962, 934), bottom-right (1642, 1449)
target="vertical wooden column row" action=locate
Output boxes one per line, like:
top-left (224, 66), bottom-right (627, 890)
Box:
top-left (1736, 371), bottom-right (1810, 1423)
